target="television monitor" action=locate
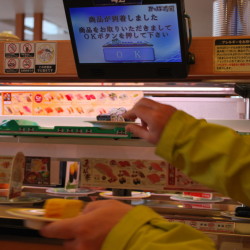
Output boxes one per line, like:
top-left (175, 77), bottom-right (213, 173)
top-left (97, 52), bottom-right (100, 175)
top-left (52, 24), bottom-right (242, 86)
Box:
top-left (63, 0), bottom-right (191, 81)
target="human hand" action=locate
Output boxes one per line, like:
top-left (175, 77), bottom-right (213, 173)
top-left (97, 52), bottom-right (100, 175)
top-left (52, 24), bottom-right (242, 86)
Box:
top-left (39, 200), bottom-right (133, 250)
top-left (123, 98), bottom-right (176, 144)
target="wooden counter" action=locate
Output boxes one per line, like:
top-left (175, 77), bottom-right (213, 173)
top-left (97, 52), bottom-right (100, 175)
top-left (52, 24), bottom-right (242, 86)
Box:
top-left (0, 36), bottom-right (250, 83)
top-left (0, 201), bottom-right (63, 249)
top-left (0, 236), bottom-right (62, 250)
top-left (0, 191), bottom-right (250, 249)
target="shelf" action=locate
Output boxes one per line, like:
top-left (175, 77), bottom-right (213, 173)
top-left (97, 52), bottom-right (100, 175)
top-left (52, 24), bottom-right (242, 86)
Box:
top-left (0, 135), bottom-right (152, 147)
top-left (1, 37), bottom-right (250, 83)
top-left (0, 134), bottom-right (159, 161)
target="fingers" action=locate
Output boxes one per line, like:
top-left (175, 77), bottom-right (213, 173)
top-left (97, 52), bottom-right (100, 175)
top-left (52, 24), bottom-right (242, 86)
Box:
top-left (122, 110), bottom-right (138, 121)
top-left (125, 124), bottom-right (150, 141)
top-left (40, 200), bottom-right (131, 240)
top-left (82, 200), bottom-right (117, 214)
top-left (83, 200), bottom-right (130, 214)
top-left (40, 200), bottom-right (133, 250)
top-left (123, 104), bottom-right (155, 123)
top-left (40, 218), bottom-right (76, 239)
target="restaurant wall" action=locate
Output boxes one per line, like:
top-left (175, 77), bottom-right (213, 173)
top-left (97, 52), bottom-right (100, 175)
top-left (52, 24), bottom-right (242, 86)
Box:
top-left (185, 0), bottom-right (213, 37)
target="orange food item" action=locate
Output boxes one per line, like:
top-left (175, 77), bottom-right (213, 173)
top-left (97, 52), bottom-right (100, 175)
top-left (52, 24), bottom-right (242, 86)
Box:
top-left (45, 107), bottom-right (53, 113)
top-left (70, 162), bottom-right (78, 175)
top-left (0, 183), bottom-right (9, 197)
top-left (0, 183), bottom-right (9, 189)
top-left (147, 173), bottom-right (161, 184)
top-left (55, 107), bottom-right (64, 113)
top-left (44, 198), bottom-right (84, 219)
top-left (95, 163), bottom-right (117, 181)
top-left (150, 162), bottom-right (163, 172)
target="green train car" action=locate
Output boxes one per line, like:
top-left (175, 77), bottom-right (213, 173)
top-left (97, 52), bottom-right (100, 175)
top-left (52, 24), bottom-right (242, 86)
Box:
top-left (0, 120), bottom-right (132, 139)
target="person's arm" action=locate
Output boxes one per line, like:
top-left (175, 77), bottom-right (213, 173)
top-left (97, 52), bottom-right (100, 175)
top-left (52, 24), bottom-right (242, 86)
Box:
top-left (156, 110), bottom-right (250, 206)
top-left (124, 98), bottom-right (250, 206)
top-left (103, 205), bottom-right (215, 250)
top-left (39, 98), bottom-right (219, 250)
top-left (40, 200), bottom-right (215, 250)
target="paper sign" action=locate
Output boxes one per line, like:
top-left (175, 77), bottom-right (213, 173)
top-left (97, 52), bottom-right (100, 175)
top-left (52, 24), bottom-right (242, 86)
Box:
top-left (2, 91), bottom-right (143, 117)
top-left (0, 157), bottom-right (13, 183)
top-left (0, 152), bottom-right (25, 200)
top-left (8, 152), bottom-right (25, 199)
top-left (183, 191), bottom-right (213, 199)
top-left (23, 156), bottom-right (50, 185)
top-left (65, 161), bottom-right (80, 190)
top-left (80, 158), bottom-right (213, 192)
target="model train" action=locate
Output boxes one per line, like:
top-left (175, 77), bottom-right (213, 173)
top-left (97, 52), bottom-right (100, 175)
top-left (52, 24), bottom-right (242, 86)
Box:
top-left (0, 120), bottom-right (132, 139)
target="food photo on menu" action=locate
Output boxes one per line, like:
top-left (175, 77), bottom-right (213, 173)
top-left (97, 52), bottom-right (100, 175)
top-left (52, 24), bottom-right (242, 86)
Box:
top-left (64, 161), bottom-right (80, 190)
top-left (23, 156), bottom-right (50, 186)
top-left (0, 152), bottom-right (25, 201)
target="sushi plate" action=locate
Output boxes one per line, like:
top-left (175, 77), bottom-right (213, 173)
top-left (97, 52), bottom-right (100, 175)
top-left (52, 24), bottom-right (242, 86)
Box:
top-left (46, 188), bottom-right (97, 197)
top-left (170, 195), bottom-right (224, 203)
top-left (6, 208), bottom-right (59, 230)
top-left (86, 121), bottom-right (135, 128)
top-left (99, 191), bottom-right (151, 200)
top-left (0, 196), bottom-right (43, 205)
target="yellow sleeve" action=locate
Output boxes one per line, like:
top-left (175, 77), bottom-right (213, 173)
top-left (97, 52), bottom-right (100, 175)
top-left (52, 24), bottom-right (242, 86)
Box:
top-left (102, 206), bottom-right (215, 250)
top-left (156, 110), bottom-right (250, 206)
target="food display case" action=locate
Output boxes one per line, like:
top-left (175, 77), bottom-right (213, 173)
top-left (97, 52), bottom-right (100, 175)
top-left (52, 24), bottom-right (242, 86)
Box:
top-left (0, 38), bottom-right (250, 250)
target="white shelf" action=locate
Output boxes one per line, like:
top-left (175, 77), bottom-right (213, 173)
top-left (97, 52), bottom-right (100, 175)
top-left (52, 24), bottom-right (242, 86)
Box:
top-left (0, 135), bottom-right (151, 146)
top-left (0, 135), bottom-right (160, 161)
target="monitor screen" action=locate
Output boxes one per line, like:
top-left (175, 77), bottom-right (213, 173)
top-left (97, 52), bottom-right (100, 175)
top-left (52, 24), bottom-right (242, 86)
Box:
top-left (63, 0), bottom-right (190, 81)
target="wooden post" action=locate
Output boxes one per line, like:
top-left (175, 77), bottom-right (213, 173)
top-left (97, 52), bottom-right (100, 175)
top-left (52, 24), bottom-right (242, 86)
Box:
top-left (34, 13), bottom-right (43, 41)
top-left (15, 13), bottom-right (25, 40)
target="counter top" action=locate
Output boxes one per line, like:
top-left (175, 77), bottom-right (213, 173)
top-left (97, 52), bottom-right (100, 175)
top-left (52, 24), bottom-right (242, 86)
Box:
top-left (0, 190), bottom-right (248, 236)
top-left (1, 190), bottom-right (250, 249)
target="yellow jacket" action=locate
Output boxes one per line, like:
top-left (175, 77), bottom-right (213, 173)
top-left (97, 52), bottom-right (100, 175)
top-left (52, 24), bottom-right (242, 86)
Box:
top-left (103, 206), bottom-right (215, 250)
top-left (156, 110), bottom-right (250, 206)
top-left (101, 111), bottom-right (231, 250)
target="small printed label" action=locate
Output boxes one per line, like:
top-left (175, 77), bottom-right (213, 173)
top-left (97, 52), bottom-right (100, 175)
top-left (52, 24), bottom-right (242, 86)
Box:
top-left (35, 43), bottom-right (56, 73)
top-left (5, 58), bottom-right (19, 73)
top-left (65, 161), bottom-right (80, 190)
top-left (214, 39), bottom-right (250, 72)
top-left (5, 43), bottom-right (20, 58)
top-left (20, 43), bottom-right (35, 57)
top-left (20, 58), bottom-right (35, 73)
top-left (3, 42), bottom-right (57, 74)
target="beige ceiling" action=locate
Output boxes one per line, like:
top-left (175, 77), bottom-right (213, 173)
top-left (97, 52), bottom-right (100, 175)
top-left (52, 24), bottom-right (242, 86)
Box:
top-left (0, 0), bottom-right (68, 33)
top-left (0, 0), bottom-right (213, 38)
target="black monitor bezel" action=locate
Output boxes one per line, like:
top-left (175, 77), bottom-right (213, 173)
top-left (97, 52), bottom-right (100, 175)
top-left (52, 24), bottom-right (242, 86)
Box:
top-left (63, 0), bottom-right (190, 81)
